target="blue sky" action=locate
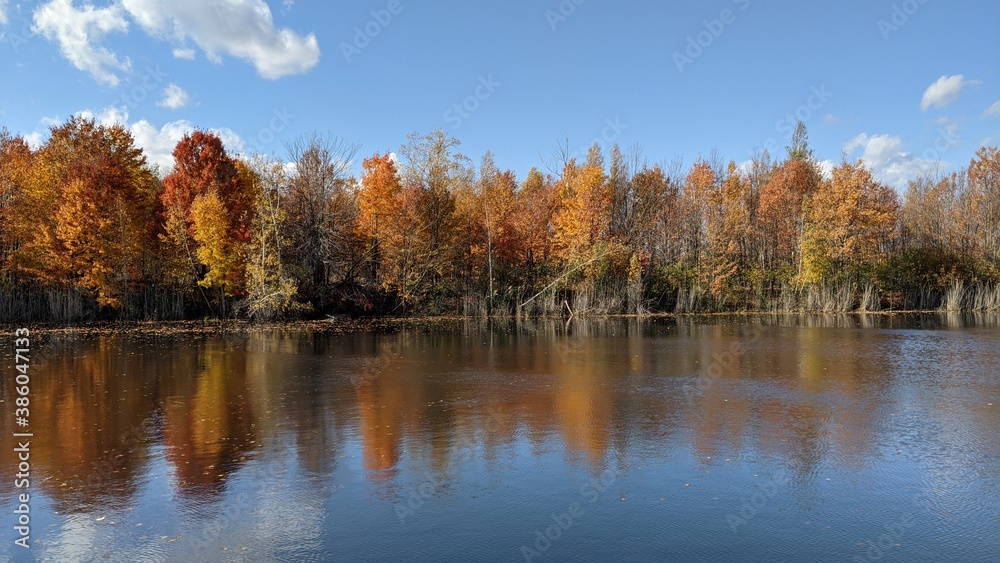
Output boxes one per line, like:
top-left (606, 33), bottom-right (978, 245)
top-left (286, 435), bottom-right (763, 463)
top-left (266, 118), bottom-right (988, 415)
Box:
top-left (1, 0), bottom-right (998, 188)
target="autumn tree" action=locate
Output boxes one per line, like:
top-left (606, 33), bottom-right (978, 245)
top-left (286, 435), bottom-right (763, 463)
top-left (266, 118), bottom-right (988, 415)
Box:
top-left (240, 155), bottom-right (304, 319)
top-left (358, 152), bottom-right (404, 288)
top-left (24, 117), bottom-right (158, 308)
top-left (800, 159), bottom-right (899, 285)
top-left (512, 167), bottom-right (556, 285)
top-left (966, 147), bottom-right (1000, 266)
top-left (756, 157), bottom-right (821, 281)
top-left (629, 163), bottom-right (679, 263)
top-left (902, 175), bottom-right (959, 252)
top-left (396, 130), bottom-right (471, 309)
top-left (552, 153), bottom-right (611, 263)
top-left (159, 130), bottom-right (254, 306)
top-left (453, 152), bottom-right (520, 313)
top-left (0, 130), bottom-right (33, 279)
top-left (706, 162), bottom-right (754, 305)
top-left (787, 121), bottom-right (814, 162)
top-left (678, 158), bottom-right (716, 276)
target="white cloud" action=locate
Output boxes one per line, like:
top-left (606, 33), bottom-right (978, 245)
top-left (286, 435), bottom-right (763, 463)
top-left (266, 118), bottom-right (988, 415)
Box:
top-left (985, 101), bottom-right (1000, 120)
top-left (128, 118), bottom-right (198, 171)
top-left (32, 0), bottom-right (131, 86)
top-left (920, 75), bottom-right (978, 111)
top-left (845, 133), bottom-right (904, 164)
top-left (283, 0), bottom-right (295, 11)
top-left (120, 0), bottom-right (320, 79)
top-left (0, 0), bottom-right (9, 26)
top-left (844, 133), bottom-right (950, 189)
top-left (132, 120), bottom-right (244, 172)
top-left (172, 47), bottom-right (196, 60)
top-left (78, 105), bottom-right (130, 126)
top-left (21, 107), bottom-right (244, 172)
top-left (817, 159), bottom-right (834, 181)
top-left (23, 131), bottom-right (44, 150)
top-left (128, 119), bottom-right (243, 172)
top-left (157, 83), bottom-right (191, 109)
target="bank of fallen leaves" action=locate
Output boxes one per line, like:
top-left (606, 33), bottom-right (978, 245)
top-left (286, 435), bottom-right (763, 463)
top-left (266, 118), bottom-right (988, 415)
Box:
top-left (1, 316), bottom-right (472, 337)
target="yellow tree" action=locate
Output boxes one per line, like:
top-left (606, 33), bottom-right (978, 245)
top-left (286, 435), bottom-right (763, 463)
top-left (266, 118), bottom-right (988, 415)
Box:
top-left (0, 130), bottom-right (33, 279)
top-left (800, 159), bottom-right (899, 285)
top-left (552, 159), bottom-right (610, 262)
top-left (966, 146), bottom-right (1000, 265)
top-left (191, 190), bottom-right (238, 296)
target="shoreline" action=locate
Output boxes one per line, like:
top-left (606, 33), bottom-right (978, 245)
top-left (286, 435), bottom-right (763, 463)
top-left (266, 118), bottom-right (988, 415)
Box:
top-left (3, 309), bottom-right (997, 336)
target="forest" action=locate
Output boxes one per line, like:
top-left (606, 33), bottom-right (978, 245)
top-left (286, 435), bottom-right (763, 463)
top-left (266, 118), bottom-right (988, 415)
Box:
top-left (0, 117), bottom-right (998, 321)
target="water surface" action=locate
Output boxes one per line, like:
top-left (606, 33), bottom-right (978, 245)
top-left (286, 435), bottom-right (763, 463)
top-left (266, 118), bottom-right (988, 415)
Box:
top-left (2, 314), bottom-right (999, 562)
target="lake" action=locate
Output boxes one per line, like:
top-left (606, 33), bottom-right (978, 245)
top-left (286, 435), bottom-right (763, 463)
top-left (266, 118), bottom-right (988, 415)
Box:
top-left (2, 314), bottom-right (999, 562)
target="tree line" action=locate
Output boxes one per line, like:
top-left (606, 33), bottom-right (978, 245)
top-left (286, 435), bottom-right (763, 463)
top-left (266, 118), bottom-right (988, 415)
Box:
top-left (0, 118), bottom-right (997, 321)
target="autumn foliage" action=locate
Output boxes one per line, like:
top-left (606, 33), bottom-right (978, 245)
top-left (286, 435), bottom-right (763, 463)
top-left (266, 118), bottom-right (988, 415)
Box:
top-left (0, 118), bottom-right (998, 320)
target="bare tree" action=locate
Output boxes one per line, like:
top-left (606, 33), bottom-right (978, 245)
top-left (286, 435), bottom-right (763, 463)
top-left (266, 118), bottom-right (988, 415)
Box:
top-left (284, 133), bottom-right (361, 288)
